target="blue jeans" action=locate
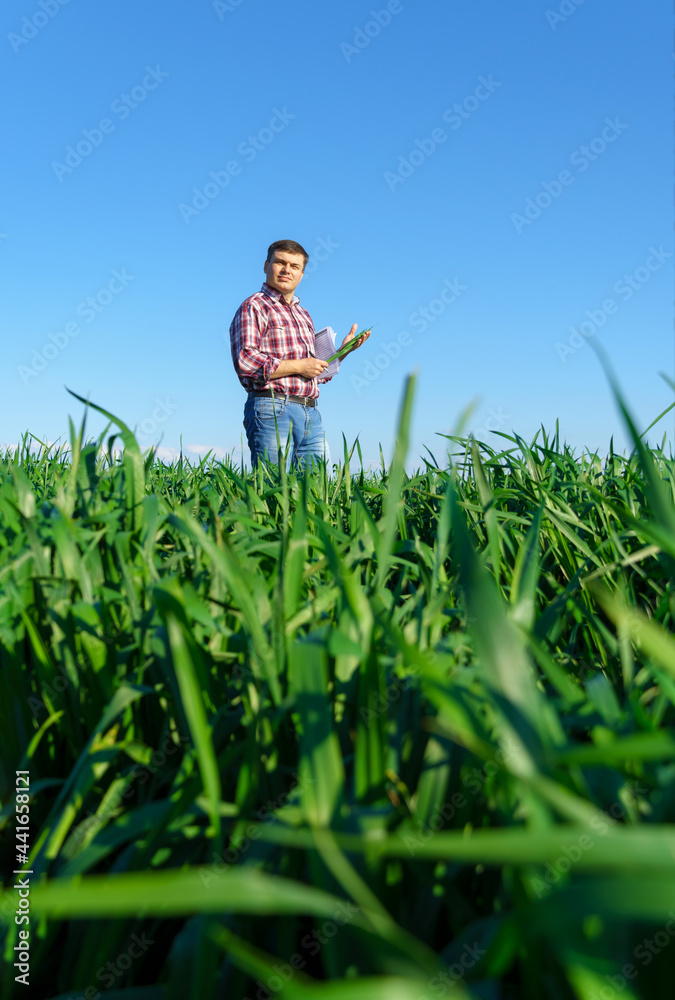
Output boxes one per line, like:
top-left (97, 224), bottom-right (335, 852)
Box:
top-left (243, 394), bottom-right (330, 470)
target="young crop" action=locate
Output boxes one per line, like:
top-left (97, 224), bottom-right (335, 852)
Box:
top-left (0, 377), bottom-right (674, 999)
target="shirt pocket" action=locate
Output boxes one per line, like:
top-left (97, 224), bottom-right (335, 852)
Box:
top-left (262, 324), bottom-right (310, 359)
top-left (260, 324), bottom-right (288, 353)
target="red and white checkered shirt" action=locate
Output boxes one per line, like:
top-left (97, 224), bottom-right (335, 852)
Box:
top-left (230, 283), bottom-right (333, 399)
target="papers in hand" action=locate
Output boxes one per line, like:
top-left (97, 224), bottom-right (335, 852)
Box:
top-left (313, 327), bottom-right (340, 379)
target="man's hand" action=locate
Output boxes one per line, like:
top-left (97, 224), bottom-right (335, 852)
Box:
top-left (269, 357), bottom-right (329, 381)
top-left (296, 356), bottom-right (329, 379)
top-left (339, 323), bottom-right (371, 358)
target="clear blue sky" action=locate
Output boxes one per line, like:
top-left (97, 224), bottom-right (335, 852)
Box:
top-left (1, 0), bottom-right (672, 467)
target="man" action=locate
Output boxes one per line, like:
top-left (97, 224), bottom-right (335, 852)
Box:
top-left (229, 239), bottom-right (370, 469)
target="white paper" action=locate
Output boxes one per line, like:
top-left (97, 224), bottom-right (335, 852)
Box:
top-left (313, 326), bottom-right (340, 379)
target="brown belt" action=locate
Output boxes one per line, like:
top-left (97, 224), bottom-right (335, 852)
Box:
top-left (248, 390), bottom-right (317, 408)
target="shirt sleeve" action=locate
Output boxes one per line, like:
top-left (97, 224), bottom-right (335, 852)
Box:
top-left (230, 301), bottom-right (281, 386)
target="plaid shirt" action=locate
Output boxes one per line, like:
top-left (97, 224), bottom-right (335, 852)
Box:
top-left (230, 283), bottom-right (334, 399)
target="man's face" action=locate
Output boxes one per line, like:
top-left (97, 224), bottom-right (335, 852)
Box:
top-left (263, 251), bottom-right (305, 300)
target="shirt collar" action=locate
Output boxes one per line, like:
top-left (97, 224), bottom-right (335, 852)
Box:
top-left (261, 282), bottom-right (299, 305)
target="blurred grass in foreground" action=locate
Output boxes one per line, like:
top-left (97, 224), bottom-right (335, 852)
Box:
top-left (1, 376), bottom-right (675, 999)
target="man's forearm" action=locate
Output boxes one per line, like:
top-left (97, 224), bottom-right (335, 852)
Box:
top-left (268, 359), bottom-right (304, 380)
top-left (267, 357), bottom-right (327, 380)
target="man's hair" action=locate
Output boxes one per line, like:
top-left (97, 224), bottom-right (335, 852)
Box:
top-left (265, 239), bottom-right (309, 270)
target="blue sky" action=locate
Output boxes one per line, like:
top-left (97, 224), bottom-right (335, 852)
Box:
top-left (1, 0), bottom-right (672, 467)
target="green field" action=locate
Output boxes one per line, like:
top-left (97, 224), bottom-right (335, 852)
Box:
top-left (2, 377), bottom-right (675, 1000)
